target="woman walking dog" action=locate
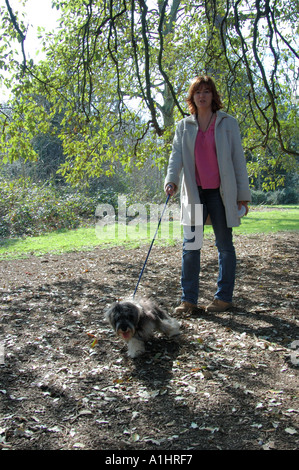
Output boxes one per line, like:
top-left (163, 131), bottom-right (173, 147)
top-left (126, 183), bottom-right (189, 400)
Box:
top-left (165, 76), bottom-right (251, 314)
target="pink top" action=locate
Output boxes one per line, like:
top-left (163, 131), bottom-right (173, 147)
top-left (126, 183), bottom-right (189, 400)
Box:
top-left (195, 120), bottom-right (220, 188)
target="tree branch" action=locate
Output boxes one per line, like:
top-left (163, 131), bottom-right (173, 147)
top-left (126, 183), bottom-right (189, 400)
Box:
top-left (138, 0), bottom-right (163, 136)
top-left (4, 0), bottom-right (27, 74)
top-left (252, 0), bottom-right (298, 157)
top-left (234, 0), bottom-right (270, 135)
top-left (157, 0), bottom-right (187, 120)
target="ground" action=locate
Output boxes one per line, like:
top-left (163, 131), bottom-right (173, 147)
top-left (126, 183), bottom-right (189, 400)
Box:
top-left (0, 232), bottom-right (298, 451)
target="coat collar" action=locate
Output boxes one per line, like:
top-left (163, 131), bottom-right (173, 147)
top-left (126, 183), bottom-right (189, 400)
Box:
top-left (184, 110), bottom-right (229, 126)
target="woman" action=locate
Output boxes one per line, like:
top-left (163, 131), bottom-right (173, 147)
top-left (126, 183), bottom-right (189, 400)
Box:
top-left (165, 76), bottom-right (251, 313)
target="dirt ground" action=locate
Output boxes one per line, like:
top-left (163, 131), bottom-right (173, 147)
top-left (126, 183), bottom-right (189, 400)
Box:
top-left (0, 231), bottom-right (298, 451)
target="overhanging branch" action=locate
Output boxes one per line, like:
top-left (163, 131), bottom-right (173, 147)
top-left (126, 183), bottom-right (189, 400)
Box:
top-left (5, 0), bottom-right (27, 74)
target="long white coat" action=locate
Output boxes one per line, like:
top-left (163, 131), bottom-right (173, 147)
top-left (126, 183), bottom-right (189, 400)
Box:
top-left (164, 111), bottom-right (251, 227)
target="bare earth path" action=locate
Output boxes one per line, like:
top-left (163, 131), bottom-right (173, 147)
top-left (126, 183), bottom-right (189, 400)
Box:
top-left (0, 232), bottom-right (298, 450)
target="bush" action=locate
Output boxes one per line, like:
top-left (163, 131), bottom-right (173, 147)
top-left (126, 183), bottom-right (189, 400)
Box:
top-left (251, 190), bottom-right (268, 205)
top-left (0, 177), bottom-right (121, 238)
top-left (1, 177), bottom-right (297, 238)
top-left (251, 188), bottom-right (299, 205)
top-left (278, 187), bottom-right (299, 204)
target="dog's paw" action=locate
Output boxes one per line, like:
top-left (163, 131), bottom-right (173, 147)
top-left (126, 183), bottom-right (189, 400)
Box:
top-left (127, 339), bottom-right (145, 358)
top-left (127, 349), bottom-right (144, 359)
top-left (127, 346), bottom-right (145, 358)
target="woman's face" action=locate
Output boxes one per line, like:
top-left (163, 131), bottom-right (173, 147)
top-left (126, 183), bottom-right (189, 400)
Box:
top-left (193, 85), bottom-right (213, 112)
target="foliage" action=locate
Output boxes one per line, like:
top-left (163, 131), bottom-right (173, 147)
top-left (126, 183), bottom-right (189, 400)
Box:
top-left (250, 172), bottom-right (299, 203)
top-left (0, 204), bottom-right (298, 260)
top-left (0, 0), bottom-right (298, 187)
top-left (0, 175), bottom-right (297, 240)
top-left (251, 188), bottom-right (299, 205)
top-left (0, 174), bottom-right (168, 238)
top-left (0, 177), bottom-right (99, 237)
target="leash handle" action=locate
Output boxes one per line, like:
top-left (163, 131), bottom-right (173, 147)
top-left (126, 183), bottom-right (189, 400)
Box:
top-left (133, 194), bottom-right (170, 298)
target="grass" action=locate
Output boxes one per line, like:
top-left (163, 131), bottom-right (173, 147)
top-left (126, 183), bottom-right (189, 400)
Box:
top-left (0, 205), bottom-right (298, 260)
top-left (233, 205), bottom-right (299, 234)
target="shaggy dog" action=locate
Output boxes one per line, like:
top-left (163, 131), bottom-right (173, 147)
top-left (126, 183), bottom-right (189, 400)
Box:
top-left (105, 298), bottom-right (180, 358)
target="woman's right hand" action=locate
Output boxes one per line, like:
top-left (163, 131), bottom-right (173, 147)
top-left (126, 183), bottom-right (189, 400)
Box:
top-left (165, 183), bottom-right (176, 197)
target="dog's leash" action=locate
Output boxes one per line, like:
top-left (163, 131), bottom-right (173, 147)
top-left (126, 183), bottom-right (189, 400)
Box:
top-left (133, 194), bottom-right (170, 298)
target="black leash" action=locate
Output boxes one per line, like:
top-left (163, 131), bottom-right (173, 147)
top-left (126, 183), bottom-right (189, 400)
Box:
top-left (133, 194), bottom-right (170, 298)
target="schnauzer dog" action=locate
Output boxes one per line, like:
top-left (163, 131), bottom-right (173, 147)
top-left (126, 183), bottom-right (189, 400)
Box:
top-left (105, 297), bottom-right (180, 358)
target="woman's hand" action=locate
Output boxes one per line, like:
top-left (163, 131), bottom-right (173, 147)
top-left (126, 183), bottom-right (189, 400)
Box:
top-left (238, 201), bottom-right (249, 215)
top-left (165, 183), bottom-right (176, 197)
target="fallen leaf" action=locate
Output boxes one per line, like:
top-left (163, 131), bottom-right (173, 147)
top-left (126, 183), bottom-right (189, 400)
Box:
top-left (131, 411), bottom-right (139, 420)
top-left (73, 442), bottom-right (85, 448)
top-left (285, 427), bottom-right (297, 435)
top-left (87, 333), bottom-right (96, 338)
top-left (204, 427), bottom-right (219, 434)
top-left (48, 426), bottom-right (62, 433)
top-left (77, 409), bottom-right (92, 417)
top-left (262, 440), bottom-right (276, 450)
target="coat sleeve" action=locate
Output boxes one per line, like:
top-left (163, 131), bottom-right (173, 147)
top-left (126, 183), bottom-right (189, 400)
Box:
top-left (164, 121), bottom-right (184, 192)
top-left (230, 118), bottom-right (252, 202)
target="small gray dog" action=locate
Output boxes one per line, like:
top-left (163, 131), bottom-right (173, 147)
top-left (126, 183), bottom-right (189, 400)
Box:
top-left (105, 297), bottom-right (180, 358)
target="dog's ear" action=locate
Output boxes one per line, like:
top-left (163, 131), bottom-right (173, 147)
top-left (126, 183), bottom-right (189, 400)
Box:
top-left (104, 304), bottom-right (116, 327)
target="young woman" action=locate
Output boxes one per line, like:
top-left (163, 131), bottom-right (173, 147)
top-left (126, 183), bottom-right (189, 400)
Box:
top-left (165, 76), bottom-right (251, 313)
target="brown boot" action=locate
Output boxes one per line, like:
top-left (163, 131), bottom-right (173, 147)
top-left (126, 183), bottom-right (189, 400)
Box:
top-left (206, 299), bottom-right (233, 312)
top-left (175, 301), bottom-right (198, 314)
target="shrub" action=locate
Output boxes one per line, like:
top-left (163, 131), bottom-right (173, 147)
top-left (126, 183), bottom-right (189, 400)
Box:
top-left (251, 188), bottom-right (299, 205)
top-left (250, 190), bottom-right (268, 205)
top-left (0, 177), bottom-right (120, 237)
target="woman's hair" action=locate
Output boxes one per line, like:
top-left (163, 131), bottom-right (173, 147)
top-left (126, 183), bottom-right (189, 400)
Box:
top-left (186, 75), bottom-right (223, 114)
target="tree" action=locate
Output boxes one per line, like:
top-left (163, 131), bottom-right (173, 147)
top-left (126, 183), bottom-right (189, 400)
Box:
top-left (1, 0), bottom-right (298, 188)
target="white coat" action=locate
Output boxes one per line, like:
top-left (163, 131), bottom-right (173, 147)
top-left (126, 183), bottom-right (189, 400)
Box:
top-left (164, 111), bottom-right (251, 227)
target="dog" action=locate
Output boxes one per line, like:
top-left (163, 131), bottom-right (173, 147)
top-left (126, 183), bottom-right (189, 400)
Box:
top-left (105, 297), bottom-right (180, 358)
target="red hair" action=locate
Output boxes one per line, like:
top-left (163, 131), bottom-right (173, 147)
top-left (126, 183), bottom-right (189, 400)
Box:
top-left (186, 76), bottom-right (223, 114)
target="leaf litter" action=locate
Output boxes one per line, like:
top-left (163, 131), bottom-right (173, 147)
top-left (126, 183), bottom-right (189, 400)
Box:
top-left (0, 232), bottom-right (298, 450)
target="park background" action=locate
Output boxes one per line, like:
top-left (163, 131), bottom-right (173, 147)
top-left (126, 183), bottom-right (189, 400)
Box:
top-left (0, 0), bottom-right (298, 253)
top-left (0, 0), bottom-right (298, 452)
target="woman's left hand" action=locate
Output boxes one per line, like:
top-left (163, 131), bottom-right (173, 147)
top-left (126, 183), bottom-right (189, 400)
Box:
top-left (238, 201), bottom-right (249, 215)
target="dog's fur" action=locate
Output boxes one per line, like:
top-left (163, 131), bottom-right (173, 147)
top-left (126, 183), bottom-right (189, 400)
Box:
top-left (105, 297), bottom-right (180, 358)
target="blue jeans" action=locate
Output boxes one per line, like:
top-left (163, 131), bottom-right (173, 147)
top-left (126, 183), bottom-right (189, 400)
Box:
top-left (181, 188), bottom-right (236, 304)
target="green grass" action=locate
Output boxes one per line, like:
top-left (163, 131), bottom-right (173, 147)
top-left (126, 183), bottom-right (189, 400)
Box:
top-left (207, 205), bottom-right (299, 234)
top-left (0, 205), bottom-right (298, 260)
